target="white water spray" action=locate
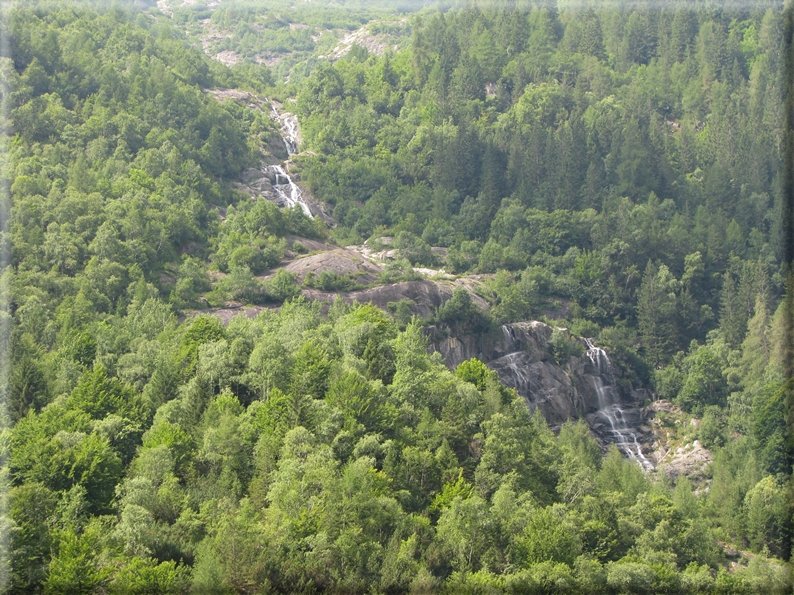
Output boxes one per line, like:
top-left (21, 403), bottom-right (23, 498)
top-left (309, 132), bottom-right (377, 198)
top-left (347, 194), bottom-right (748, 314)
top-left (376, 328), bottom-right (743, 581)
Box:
top-left (585, 338), bottom-right (653, 471)
top-left (270, 164), bottom-right (312, 218)
top-left (584, 337), bottom-right (610, 376)
top-left (270, 102), bottom-right (300, 157)
top-left (267, 102), bottom-right (313, 218)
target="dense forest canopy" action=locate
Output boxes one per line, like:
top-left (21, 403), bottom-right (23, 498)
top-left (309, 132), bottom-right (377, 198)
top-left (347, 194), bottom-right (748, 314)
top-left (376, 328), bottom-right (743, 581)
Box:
top-left (0, 0), bottom-right (792, 593)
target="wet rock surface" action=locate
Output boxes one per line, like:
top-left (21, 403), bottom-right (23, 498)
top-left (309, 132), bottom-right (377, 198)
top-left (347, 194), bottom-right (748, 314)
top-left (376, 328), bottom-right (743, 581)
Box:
top-left (432, 322), bottom-right (655, 466)
top-left (235, 163), bottom-right (320, 218)
top-left (205, 90), bottom-right (329, 220)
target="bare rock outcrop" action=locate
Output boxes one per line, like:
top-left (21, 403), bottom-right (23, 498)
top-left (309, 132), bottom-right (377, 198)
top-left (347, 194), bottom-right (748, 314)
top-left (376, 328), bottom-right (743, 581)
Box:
top-left (646, 400), bottom-right (714, 482)
top-left (657, 440), bottom-right (713, 482)
top-left (302, 280), bottom-right (467, 318)
top-left (283, 250), bottom-right (382, 284)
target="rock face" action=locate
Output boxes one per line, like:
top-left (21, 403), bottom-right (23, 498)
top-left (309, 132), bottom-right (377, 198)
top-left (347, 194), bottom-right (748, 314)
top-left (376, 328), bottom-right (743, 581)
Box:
top-left (190, 256), bottom-right (656, 466)
top-left (646, 400), bottom-right (713, 482)
top-left (283, 250), bottom-right (382, 284)
top-left (657, 440), bottom-right (712, 481)
top-left (236, 164), bottom-right (319, 219)
top-left (301, 279), bottom-right (490, 319)
top-left (432, 322), bottom-right (654, 467)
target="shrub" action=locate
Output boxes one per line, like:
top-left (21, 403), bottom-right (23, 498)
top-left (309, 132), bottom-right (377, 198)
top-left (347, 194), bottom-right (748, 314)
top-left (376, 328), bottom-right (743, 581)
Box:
top-left (549, 328), bottom-right (585, 365)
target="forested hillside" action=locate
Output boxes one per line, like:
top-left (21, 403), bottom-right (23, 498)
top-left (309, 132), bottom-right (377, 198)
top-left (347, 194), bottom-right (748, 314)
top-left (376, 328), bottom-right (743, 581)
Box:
top-left (1, 1), bottom-right (792, 593)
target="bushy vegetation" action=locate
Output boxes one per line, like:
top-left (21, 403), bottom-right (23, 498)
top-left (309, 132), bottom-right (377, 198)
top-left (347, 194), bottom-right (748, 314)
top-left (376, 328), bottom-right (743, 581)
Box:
top-left (3, 1), bottom-right (792, 593)
top-left (10, 298), bottom-right (791, 593)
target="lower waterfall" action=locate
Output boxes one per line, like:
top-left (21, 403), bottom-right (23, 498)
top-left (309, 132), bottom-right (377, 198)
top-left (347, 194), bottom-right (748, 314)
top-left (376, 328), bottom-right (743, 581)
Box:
top-left (270, 164), bottom-right (313, 218)
top-left (585, 338), bottom-right (653, 470)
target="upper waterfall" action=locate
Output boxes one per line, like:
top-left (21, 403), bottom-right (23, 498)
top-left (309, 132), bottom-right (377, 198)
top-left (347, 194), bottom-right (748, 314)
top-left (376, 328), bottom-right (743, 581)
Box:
top-left (267, 101), bottom-right (312, 218)
top-left (272, 102), bottom-right (300, 156)
top-left (585, 337), bottom-right (613, 378)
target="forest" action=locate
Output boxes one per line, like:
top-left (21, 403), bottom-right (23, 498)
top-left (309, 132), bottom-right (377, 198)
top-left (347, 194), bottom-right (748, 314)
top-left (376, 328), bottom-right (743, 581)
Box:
top-left (1, 0), bottom-right (792, 593)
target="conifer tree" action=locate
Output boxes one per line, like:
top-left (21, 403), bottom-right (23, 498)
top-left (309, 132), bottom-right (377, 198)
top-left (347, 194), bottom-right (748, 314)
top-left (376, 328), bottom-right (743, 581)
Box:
top-left (718, 270), bottom-right (743, 348)
top-left (637, 261), bottom-right (679, 366)
top-left (739, 293), bottom-right (772, 393)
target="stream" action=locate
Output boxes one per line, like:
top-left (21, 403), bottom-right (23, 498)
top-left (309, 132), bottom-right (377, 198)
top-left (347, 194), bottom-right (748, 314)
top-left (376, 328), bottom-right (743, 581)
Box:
top-left (585, 338), bottom-right (654, 471)
top-left (267, 102), bottom-right (313, 218)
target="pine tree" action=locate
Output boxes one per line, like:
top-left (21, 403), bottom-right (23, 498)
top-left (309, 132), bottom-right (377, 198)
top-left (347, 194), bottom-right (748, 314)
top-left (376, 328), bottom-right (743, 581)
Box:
top-left (579, 9), bottom-right (605, 60)
top-left (637, 261), bottom-right (679, 367)
top-left (719, 272), bottom-right (744, 348)
top-left (669, 8), bottom-right (698, 62)
top-left (767, 270), bottom-right (793, 381)
top-left (739, 293), bottom-right (772, 393)
top-left (478, 142), bottom-right (506, 223)
top-left (737, 259), bottom-right (760, 329)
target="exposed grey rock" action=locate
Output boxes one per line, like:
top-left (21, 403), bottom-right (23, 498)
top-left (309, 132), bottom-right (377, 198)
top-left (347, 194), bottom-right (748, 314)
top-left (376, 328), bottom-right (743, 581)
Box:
top-left (282, 250), bottom-right (382, 284)
top-left (657, 440), bottom-right (713, 482)
top-left (303, 280), bottom-right (457, 318)
top-left (432, 322), bottom-right (654, 466)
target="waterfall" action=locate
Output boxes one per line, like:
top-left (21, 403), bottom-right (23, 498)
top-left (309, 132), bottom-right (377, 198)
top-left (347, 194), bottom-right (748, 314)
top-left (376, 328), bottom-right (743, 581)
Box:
top-left (585, 339), bottom-right (653, 471)
top-left (498, 351), bottom-right (534, 394)
top-left (590, 379), bottom-right (653, 471)
top-left (267, 102), bottom-right (313, 218)
top-left (271, 164), bottom-right (312, 218)
top-left (280, 114), bottom-right (299, 156)
top-left (270, 102), bottom-right (300, 157)
top-left (585, 337), bottom-right (611, 377)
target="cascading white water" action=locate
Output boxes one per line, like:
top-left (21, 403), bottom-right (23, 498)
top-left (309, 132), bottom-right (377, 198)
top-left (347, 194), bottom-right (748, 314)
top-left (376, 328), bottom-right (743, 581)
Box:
top-left (271, 164), bottom-right (312, 218)
top-left (270, 102), bottom-right (300, 157)
top-left (585, 338), bottom-right (653, 471)
top-left (280, 114), bottom-right (299, 156)
top-left (584, 337), bottom-right (610, 376)
top-left (267, 102), bottom-right (313, 218)
top-left (498, 351), bottom-right (533, 392)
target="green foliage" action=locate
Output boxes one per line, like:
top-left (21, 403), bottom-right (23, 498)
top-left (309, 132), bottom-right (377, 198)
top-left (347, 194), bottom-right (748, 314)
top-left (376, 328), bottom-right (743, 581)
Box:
top-left (435, 287), bottom-right (494, 336)
top-left (67, 366), bottom-right (137, 420)
top-left (216, 266), bottom-right (263, 304)
top-left (482, 270), bottom-right (536, 324)
top-left (5, 2), bottom-right (792, 592)
top-left (394, 231), bottom-right (433, 267)
top-left (303, 270), bottom-right (359, 292)
top-left (522, 505), bottom-right (581, 567)
top-left (171, 256), bottom-right (211, 309)
top-left (44, 523), bottom-right (113, 594)
top-left (263, 269), bottom-right (301, 303)
top-left (455, 358), bottom-right (494, 392)
top-left (8, 283), bottom-right (789, 590)
top-left (676, 342), bottom-right (730, 414)
top-left (743, 476), bottom-right (790, 559)
top-left (109, 558), bottom-right (189, 595)
top-left (751, 380), bottom-right (791, 476)
top-left (637, 262), bottom-right (680, 367)
top-left (379, 258), bottom-right (422, 284)
top-left (549, 328), bottom-right (585, 365)
top-left (179, 315), bottom-right (226, 373)
top-left (10, 483), bottom-right (58, 589)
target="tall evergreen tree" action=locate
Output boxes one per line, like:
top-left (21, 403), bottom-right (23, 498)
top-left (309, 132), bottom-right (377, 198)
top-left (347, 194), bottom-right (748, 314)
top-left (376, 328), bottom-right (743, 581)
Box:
top-left (739, 293), bottom-right (773, 393)
top-left (637, 261), bottom-right (679, 367)
top-left (719, 272), bottom-right (744, 348)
